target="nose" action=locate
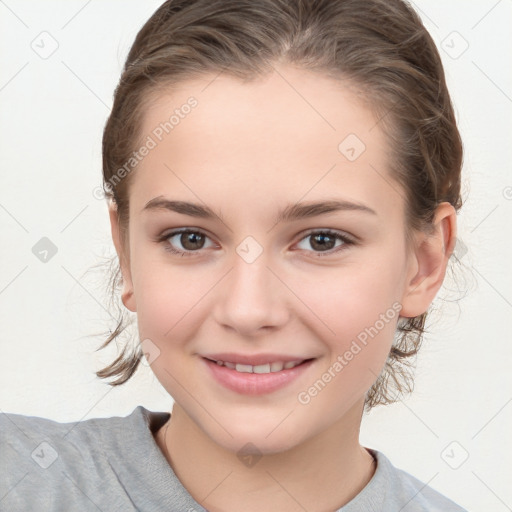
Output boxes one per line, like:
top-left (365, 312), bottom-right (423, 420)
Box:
top-left (212, 251), bottom-right (290, 336)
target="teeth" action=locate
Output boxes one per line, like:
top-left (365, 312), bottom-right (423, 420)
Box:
top-left (253, 363), bottom-right (270, 374)
top-left (214, 359), bottom-right (305, 374)
top-left (235, 363), bottom-right (253, 373)
top-left (270, 361), bottom-right (284, 372)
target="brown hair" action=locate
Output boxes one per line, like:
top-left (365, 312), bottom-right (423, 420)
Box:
top-left (96, 0), bottom-right (463, 409)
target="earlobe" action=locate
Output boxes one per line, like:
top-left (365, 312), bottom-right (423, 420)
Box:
top-left (399, 202), bottom-right (457, 318)
top-left (108, 200), bottom-right (137, 313)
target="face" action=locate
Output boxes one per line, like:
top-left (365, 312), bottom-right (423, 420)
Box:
top-left (112, 65), bottom-right (428, 454)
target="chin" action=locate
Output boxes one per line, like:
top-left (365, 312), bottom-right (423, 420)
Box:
top-left (199, 416), bottom-right (311, 457)
top-left (223, 432), bottom-right (302, 458)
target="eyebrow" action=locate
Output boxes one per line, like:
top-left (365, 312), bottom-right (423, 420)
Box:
top-left (141, 196), bottom-right (377, 224)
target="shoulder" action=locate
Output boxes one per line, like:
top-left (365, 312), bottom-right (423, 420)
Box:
top-left (340, 450), bottom-right (467, 512)
top-left (0, 406), bottom-right (136, 469)
top-left (0, 405), bottom-right (164, 511)
top-left (370, 450), bottom-right (467, 511)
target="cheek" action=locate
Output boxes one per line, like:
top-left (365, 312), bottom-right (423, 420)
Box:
top-left (288, 254), bottom-right (404, 343)
top-left (294, 280), bottom-right (399, 423)
top-left (287, 255), bottom-right (404, 395)
top-left (130, 257), bottom-right (213, 347)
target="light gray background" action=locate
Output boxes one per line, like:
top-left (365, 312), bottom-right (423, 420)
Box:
top-left (1, 1), bottom-right (511, 510)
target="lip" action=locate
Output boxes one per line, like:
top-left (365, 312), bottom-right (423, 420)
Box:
top-left (202, 356), bottom-right (316, 395)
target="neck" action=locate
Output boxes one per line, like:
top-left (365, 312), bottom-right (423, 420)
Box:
top-left (156, 399), bottom-right (375, 512)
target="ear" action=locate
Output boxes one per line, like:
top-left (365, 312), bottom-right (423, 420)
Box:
top-left (108, 200), bottom-right (137, 312)
top-left (400, 202), bottom-right (457, 318)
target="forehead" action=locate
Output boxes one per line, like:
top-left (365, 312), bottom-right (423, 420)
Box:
top-left (129, 65), bottom-right (402, 222)
top-left (140, 66), bottom-right (381, 157)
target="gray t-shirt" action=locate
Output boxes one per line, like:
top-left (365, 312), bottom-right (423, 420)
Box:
top-left (1, 405), bottom-right (467, 511)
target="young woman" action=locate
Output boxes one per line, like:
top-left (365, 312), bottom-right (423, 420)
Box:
top-left (1, 0), bottom-right (467, 510)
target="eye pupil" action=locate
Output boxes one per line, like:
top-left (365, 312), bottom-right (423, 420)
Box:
top-left (182, 232), bottom-right (204, 250)
top-left (310, 233), bottom-right (335, 251)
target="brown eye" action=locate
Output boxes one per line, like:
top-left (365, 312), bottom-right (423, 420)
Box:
top-left (309, 233), bottom-right (337, 251)
top-left (178, 231), bottom-right (206, 250)
top-left (159, 229), bottom-right (215, 257)
top-left (295, 230), bottom-right (355, 257)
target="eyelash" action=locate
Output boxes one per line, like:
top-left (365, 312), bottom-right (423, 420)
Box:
top-left (156, 228), bottom-right (356, 258)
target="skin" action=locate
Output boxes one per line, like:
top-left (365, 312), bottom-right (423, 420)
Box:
top-left (108, 64), bottom-right (457, 511)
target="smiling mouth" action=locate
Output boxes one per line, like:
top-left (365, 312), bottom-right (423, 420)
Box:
top-left (204, 357), bottom-right (315, 374)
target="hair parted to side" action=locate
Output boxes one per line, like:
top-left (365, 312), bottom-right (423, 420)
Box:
top-left (96, 0), bottom-right (463, 410)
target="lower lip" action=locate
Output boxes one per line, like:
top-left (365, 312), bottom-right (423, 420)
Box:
top-left (202, 358), bottom-right (315, 395)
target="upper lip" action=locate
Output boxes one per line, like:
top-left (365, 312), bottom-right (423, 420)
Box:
top-left (202, 353), bottom-right (314, 366)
